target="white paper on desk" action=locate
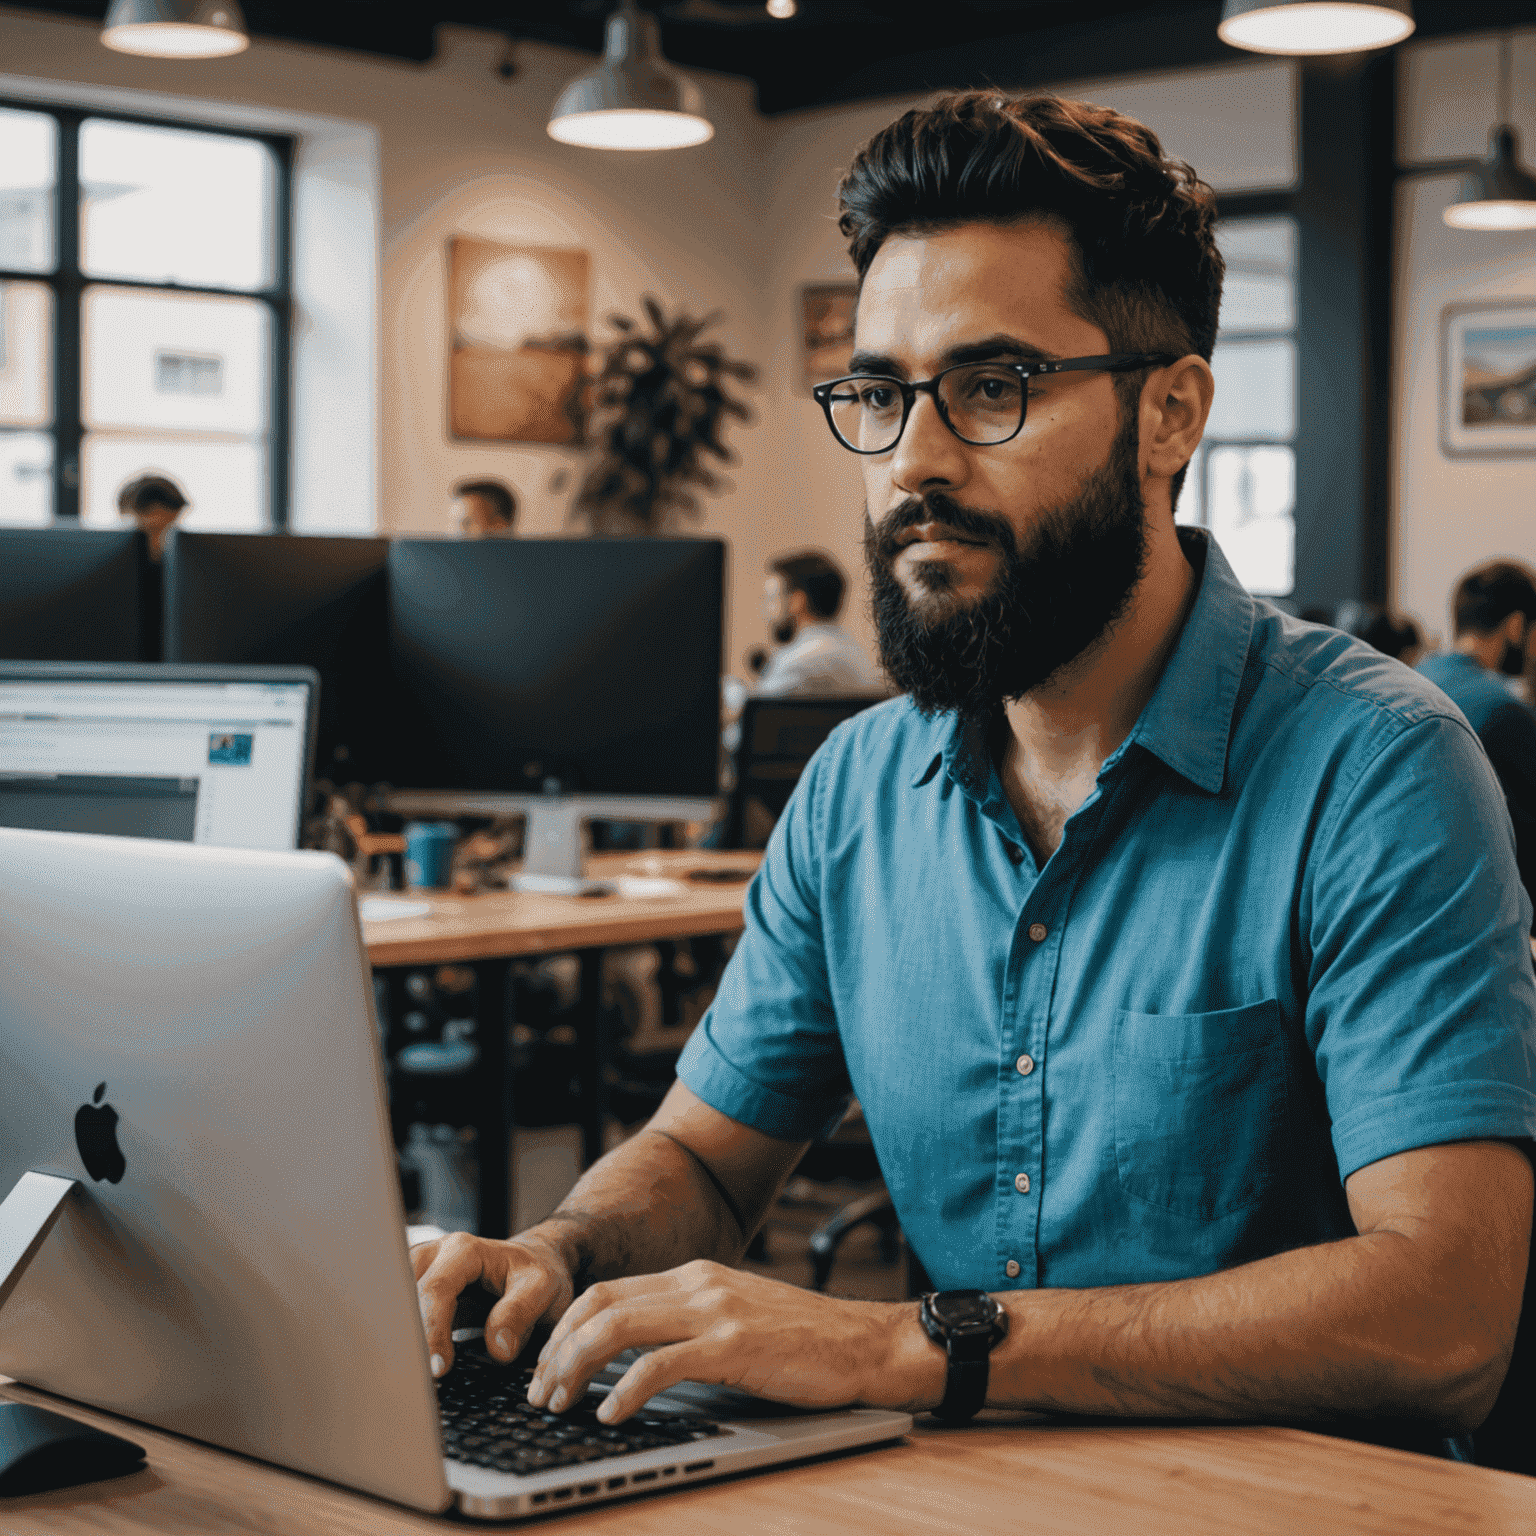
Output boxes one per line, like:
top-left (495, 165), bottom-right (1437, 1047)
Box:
top-left (358, 897), bottom-right (433, 922)
top-left (613, 876), bottom-right (687, 899)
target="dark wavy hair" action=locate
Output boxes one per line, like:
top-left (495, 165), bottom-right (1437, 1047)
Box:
top-left (837, 92), bottom-right (1223, 500)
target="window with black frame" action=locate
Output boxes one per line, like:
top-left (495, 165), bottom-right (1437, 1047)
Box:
top-left (1176, 214), bottom-right (1299, 600)
top-left (0, 103), bottom-right (291, 530)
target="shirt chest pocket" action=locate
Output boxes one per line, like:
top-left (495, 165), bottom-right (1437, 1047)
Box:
top-left (1112, 1000), bottom-right (1292, 1221)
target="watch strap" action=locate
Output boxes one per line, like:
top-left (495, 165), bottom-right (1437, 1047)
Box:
top-left (933, 1350), bottom-right (990, 1422)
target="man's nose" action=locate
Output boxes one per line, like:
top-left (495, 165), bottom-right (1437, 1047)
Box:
top-left (888, 392), bottom-right (968, 498)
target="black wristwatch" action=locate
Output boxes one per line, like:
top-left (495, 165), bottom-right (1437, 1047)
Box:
top-left (919, 1289), bottom-right (1009, 1423)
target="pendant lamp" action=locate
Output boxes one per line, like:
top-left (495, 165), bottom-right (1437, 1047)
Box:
top-left (1444, 38), bottom-right (1536, 232)
top-left (101, 0), bottom-right (249, 57)
top-left (547, 1), bottom-right (713, 151)
top-left (1217, 0), bottom-right (1413, 55)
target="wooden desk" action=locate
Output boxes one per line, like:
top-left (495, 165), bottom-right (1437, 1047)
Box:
top-left (360, 851), bottom-right (761, 968)
top-left (4, 1378), bottom-right (1535, 1534)
top-left (363, 851), bottom-right (760, 1238)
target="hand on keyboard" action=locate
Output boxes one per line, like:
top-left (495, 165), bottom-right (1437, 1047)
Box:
top-left (412, 1229), bottom-right (576, 1380)
top-left (436, 1342), bottom-right (726, 1478)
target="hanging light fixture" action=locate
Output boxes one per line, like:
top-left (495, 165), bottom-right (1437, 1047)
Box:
top-left (101, 0), bottom-right (249, 57)
top-left (547, 0), bottom-right (713, 152)
top-left (1217, 0), bottom-right (1413, 55)
top-left (1445, 37), bottom-right (1536, 232)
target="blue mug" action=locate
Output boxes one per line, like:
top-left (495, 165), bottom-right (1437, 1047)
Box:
top-left (403, 821), bottom-right (458, 889)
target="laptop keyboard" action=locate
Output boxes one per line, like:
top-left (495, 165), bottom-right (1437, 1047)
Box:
top-left (436, 1345), bottom-right (726, 1477)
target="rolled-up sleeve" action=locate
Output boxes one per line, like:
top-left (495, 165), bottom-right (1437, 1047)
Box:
top-left (677, 744), bottom-right (851, 1140)
top-left (1304, 711), bottom-right (1536, 1181)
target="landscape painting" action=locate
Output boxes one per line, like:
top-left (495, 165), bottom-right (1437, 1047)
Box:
top-left (448, 239), bottom-right (589, 445)
top-left (1442, 303), bottom-right (1536, 457)
top-left (800, 282), bottom-right (858, 394)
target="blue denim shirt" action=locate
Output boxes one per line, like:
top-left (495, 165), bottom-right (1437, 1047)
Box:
top-left (679, 530), bottom-right (1536, 1291)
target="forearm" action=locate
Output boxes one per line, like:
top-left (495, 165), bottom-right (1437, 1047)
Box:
top-left (973, 1230), bottom-right (1510, 1434)
top-left (521, 1128), bottom-right (746, 1287)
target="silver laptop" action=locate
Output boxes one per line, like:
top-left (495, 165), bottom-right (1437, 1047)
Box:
top-left (0, 827), bottom-right (911, 1518)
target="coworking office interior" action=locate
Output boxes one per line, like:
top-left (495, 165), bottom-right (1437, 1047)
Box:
top-left (2, 0), bottom-right (1536, 1524)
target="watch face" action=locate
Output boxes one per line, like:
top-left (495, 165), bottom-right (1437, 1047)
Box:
top-left (930, 1290), bottom-right (996, 1330)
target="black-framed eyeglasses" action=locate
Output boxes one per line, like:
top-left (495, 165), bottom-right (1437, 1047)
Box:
top-left (811, 352), bottom-right (1176, 455)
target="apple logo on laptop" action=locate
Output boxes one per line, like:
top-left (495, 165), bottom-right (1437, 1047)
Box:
top-left (75, 1083), bottom-right (126, 1184)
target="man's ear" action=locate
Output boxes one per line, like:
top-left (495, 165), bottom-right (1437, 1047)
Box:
top-left (787, 589), bottom-right (811, 623)
top-left (1141, 355), bottom-right (1215, 487)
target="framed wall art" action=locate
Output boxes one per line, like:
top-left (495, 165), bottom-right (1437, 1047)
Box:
top-left (1441, 301), bottom-right (1536, 458)
top-left (448, 239), bottom-right (590, 445)
top-left (800, 282), bottom-right (858, 395)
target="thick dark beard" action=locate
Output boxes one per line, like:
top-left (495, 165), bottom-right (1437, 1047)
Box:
top-left (865, 413), bottom-right (1148, 720)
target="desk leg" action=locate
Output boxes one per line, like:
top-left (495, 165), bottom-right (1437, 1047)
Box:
top-left (473, 958), bottom-right (513, 1240)
top-left (576, 948), bottom-right (607, 1169)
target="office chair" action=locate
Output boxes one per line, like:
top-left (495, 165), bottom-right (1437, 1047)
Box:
top-left (721, 694), bottom-right (885, 850)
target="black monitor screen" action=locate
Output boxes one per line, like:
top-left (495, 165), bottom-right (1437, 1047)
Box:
top-left (163, 532), bottom-right (391, 783)
top-left (387, 538), bottom-right (724, 798)
top-left (0, 527), bottom-right (148, 661)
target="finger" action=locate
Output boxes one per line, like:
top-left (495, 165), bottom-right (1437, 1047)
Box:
top-left (596, 1338), bottom-right (726, 1424)
top-left (537, 1272), bottom-right (684, 1368)
top-left (416, 1234), bottom-right (488, 1376)
top-left (484, 1262), bottom-right (566, 1363)
top-left (531, 1299), bottom-right (700, 1412)
top-left (409, 1240), bottom-right (441, 1282)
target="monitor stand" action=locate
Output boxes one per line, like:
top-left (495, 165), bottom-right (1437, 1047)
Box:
top-left (384, 790), bottom-right (722, 897)
top-left (0, 1171), bottom-right (149, 1492)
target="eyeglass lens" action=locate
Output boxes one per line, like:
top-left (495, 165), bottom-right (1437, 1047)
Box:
top-left (827, 364), bottom-right (1025, 452)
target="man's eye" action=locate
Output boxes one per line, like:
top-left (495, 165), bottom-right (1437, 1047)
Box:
top-left (961, 370), bottom-right (1022, 404)
top-left (859, 384), bottom-right (900, 411)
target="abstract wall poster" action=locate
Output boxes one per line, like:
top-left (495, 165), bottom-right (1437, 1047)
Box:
top-left (800, 282), bottom-right (858, 395)
top-left (448, 239), bottom-right (589, 445)
top-left (1441, 302), bottom-right (1536, 457)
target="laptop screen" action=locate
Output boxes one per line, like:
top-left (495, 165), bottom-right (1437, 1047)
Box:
top-left (0, 675), bottom-right (313, 851)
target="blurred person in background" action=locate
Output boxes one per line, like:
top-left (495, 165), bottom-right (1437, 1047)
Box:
top-left (453, 479), bottom-right (518, 538)
top-left (757, 550), bottom-right (882, 697)
top-left (1419, 561), bottom-right (1536, 930)
top-left (117, 472), bottom-right (187, 562)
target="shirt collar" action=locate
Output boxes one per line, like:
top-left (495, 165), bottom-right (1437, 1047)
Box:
top-left (1124, 527), bottom-right (1254, 795)
top-left (910, 527), bottom-right (1255, 799)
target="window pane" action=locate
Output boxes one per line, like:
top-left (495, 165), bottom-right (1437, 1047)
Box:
top-left (1216, 217), bottom-right (1296, 335)
top-left (0, 283), bottom-right (53, 427)
top-left (80, 119), bottom-right (275, 290)
top-left (81, 437), bottom-right (265, 532)
top-left (0, 109), bottom-right (57, 273)
top-left (1207, 339), bottom-right (1295, 441)
top-left (83, 288), bottom-right (269, 435)
top-left (1207, 444), bottom-right (1295, 596)
top-left (0, 431), bottom-right (53, 524)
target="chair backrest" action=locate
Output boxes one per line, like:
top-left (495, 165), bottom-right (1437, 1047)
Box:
top-left (722, 693), bottom-right (885, 848)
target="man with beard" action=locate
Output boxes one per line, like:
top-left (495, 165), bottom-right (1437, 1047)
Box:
top-left (757, 550), bottom-right (883, 697)
top-left (414, 94), bottom-right (1535, 1460)
top-left (1419, 561), bottom-right (1536, 931)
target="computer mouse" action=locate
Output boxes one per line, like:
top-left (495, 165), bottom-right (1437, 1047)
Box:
top-left (0, 1403), bottom-right (146, 1497)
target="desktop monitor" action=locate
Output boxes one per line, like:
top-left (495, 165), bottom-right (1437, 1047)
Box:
top-left (162, 531), bottom-right (391, 784)
top-left (386, 537), bottom-right (724, 799)
top-left (0, 526), bottom-right (150, 662)
top-left (0, 662), bottom-right (318, 851)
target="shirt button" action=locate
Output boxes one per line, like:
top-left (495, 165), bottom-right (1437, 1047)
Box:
top-left (1015, 1053), bottom-right (1034, 1076)
top-left (1004, 1259), bottom-right (1021, 1279)
top-left (1028, 922), bottom-right (1048, 943)
top-left (1005, 843), bottom-right (1025, 865)
top-left (1013, 1172), bottom-right (1031, 1194)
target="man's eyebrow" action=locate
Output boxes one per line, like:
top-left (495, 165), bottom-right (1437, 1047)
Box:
top-left (846, 335), bottom-right (1054, 377)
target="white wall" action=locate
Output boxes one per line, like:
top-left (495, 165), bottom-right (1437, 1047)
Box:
top-left (0, 8), bottom-right (771, 665)
top-left (1393, 29), bottom-right (1536, 644)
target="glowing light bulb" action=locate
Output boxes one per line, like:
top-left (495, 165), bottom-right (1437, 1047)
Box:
top-left (767, 0), bottom-right (797, 17)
